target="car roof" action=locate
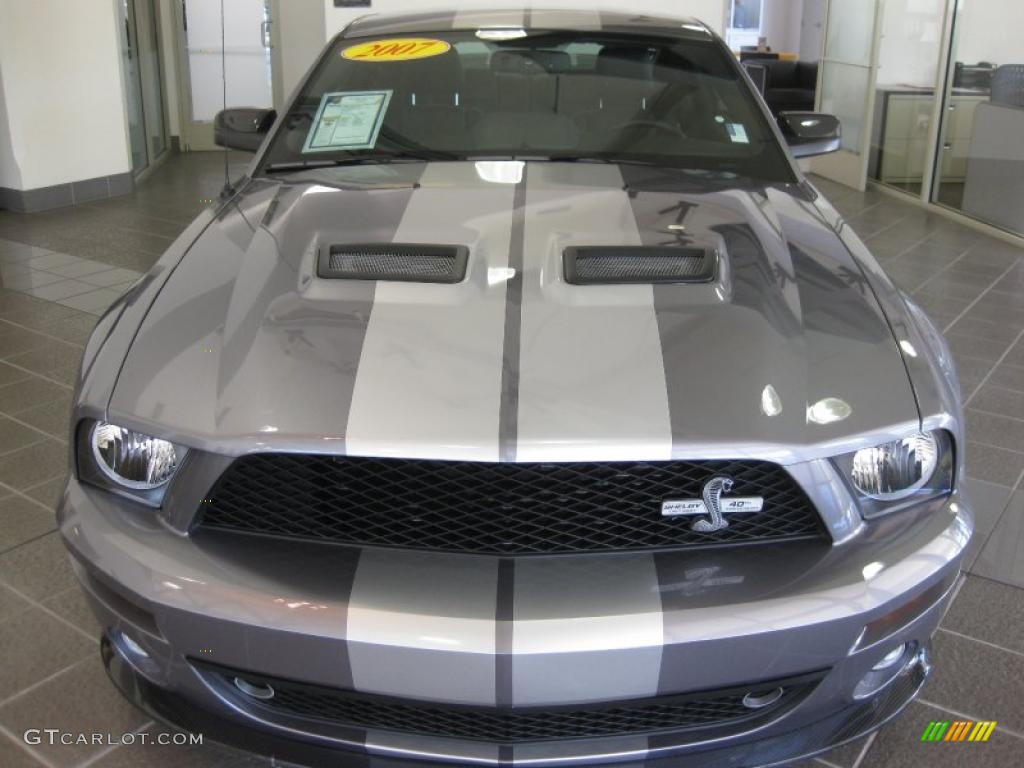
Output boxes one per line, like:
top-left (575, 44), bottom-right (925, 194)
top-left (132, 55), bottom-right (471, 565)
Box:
top-left (342, 7), bottom-right (714, 41)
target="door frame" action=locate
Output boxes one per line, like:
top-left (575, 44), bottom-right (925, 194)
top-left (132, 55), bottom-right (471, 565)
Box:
top-left (171, 0), bottom-right (284, 151)
top-left (810, 0), bottom-right (886, 190)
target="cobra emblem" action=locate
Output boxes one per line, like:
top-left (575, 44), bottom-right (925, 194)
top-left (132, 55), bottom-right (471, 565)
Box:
top-left (692, 477), bottom-right (735, 532)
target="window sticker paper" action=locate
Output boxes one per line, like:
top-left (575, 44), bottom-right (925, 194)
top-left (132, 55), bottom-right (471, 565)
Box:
top-left (302, 90), bottom-right (393, 153)
top-left (341, 38), bottom-right (451, 62)
top-left (726, 123), bottom-right (750, 144)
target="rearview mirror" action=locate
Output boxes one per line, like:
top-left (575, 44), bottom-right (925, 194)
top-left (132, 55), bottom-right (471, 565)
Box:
top-left (777, 112), bottom-right (841, 158)
top-left (214, 108), bottom-right (277, 152)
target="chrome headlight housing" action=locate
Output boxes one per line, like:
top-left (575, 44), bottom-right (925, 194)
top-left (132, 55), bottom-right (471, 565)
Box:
top-left (77, 420), bottom-right (187, 506)
top-left (835, 430), bottom-right (954, 518)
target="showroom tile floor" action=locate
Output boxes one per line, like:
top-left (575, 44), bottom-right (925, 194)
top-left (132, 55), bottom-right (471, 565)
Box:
top-left (0, 155), bottom-right (1020, 768)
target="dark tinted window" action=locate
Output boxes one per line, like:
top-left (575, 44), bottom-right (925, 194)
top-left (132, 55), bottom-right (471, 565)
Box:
top-left (258, 29), bottom-right (793, 181)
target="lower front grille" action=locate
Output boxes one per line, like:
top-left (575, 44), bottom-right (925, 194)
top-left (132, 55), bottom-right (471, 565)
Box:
top-left (196, 661), bottom-right (823, 743)
top-left (195, 455), bottom-right (828, 555)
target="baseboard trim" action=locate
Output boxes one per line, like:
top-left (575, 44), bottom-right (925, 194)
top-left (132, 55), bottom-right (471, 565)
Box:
top-left (0, 171), bottom-right (136, 213)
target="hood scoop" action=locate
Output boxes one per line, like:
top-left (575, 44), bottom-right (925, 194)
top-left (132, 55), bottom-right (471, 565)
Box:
top-left (564, 246), bottom-right (717, 285)
top-left (318, 244), bottom-right (469, 283)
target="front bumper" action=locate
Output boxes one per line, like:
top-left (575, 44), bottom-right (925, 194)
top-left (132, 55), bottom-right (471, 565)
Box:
top-left (59, 479), bottom-right (971, 767)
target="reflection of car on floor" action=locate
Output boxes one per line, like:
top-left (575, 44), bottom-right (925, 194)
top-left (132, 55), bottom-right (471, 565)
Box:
top-left (61, 8), bottom-right (970, 767)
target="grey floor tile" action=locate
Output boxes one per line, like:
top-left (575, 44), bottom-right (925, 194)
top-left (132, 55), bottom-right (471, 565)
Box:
top-left (922, 626), bottom-right (1024, 733)
top-left (946, 334), bottom-right (1012, 365)
top-left (0, 734), bottom-right (48, 767)
top-left (813, 735), bottom-right (871, 767)
top-left (42, 258), bottom-right (120, 279)
top-left (0, 328), bottom-right (53, 359)
top-left (986, 363), bottom-right (1024, 394)
top-left (942, 575), bottom-right (1024, 655)
top-left (0, 243), bottom-right (54, 263)
top-left (57, 288), bottom-right (122, 315)
top-left (1006, 340), bottom-right (1024, 368)
top-left (40, 585), bottom-right (99, 637)
top-left (0, 301), bottom-right (82, 331)
top-left (15, 398), bottom-right (73, 440)
top-left (965, 441), bottom-right (1024, 488)
top-left (89, 734), bottom-right (271, 768)
top-left (0, 439), bottom-right (67, 490)
top-left (0, 495), bottom-right (55, 553)
top-left (20, 278), bottom-right (97, 302)
top-left (0, 416), bottom-right (46, 456)
top-left (970, 385), bottom-right (1024, 422)
top-left (972, 491), bottom-right (1024, 588)
top-left (5, 344), bottom-right (83, 382)
top-left (0, 270), bottom-right (67, 292)
top-left (964, 409), bottom-right (1024, 454)
top-left (0, 377), bottom-right (72, 414)
top-left (0, 532), bottom-right (77, 601)
top-left (0, 604), bottom-right (94, 701)
top-left (858, 701), bottom-right (1021, 767)
top-left (79, 267), bottom-right (143, 288)
top-left (0, 582), bottom-right (32, 619)
top-left (0, 656), bottom-right (148, 767)
top-left (23, 476), bottom-right (67, 509)
top-left (961, 478), bottom-right (1014, 568)
top-left (0, 361), bottom-right (33, 388)
top-left (26, 313), bottom-right (95, 345)
top-left (25, 252), bottom-right (81, 271)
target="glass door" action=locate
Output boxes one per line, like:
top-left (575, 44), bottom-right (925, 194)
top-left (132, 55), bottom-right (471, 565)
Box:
top-left (176, 0), bottom-right (277, 151)
top-left (810, 0), bottom-right (884, 189)
top-left (120, 0), bottom-right (169, 175)
top-left (930, 0), bottom-right (1024, 238)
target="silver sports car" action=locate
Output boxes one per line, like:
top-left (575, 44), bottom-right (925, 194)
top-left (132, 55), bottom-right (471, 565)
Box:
top-left (61, 8), bottom-right (971, 768)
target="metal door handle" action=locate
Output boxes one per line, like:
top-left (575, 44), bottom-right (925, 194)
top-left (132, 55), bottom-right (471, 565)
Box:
top-left (261, 20), bottom-right (272, 48)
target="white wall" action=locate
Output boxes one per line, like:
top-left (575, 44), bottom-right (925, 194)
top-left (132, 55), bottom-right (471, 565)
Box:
top-left (279, 0), bottom-right (328, 98)
top-left (761, 0), bottom-right (804, 54)
top-left (324, 1), bottom-right (728, 37)
top-left (0, 59), bottom-right (20, 190)
top-left (955, 0), bottom-right (1024, 69)
top-left (0, 0), bottom-right (131, 189)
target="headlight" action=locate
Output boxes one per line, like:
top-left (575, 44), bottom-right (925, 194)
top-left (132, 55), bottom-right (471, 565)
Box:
top-left (835, 430), bottom-right (953, 518)
top-left (851, 432), bottom-right (938, 501)
top-left (77, 420), bottom-right (187, 505)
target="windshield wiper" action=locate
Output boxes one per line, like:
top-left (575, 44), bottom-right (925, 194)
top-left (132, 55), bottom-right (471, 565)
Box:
top-left (263, 151), bottom-right (459, 174)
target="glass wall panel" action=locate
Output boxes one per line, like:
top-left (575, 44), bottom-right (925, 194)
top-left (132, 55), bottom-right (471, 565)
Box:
top-left (932, 0), bottom-right (1024, 236)
top-left (869, 0), bottom-right (946, 196)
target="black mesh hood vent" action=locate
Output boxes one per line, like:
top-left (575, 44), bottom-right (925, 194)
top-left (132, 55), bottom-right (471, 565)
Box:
top-left (564, 246), bottom-right (717, 284)
top-left (319, 244), bottom-right (468, 283)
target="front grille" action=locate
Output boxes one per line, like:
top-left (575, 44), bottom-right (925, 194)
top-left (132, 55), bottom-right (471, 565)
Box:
top-left (195, 456), bottom-right (827, 555)
top-left (197, 661), bottom-right (823, 743)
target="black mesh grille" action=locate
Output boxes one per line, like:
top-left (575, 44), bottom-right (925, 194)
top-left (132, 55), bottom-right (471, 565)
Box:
top-left (195, 456), bottom-right (827, 555)
top-left (198, 661), bottom-right (823, 743)
top-left (564, 246), bottom-right (716, 284)
top-left (320, 244), bottom-right (468, 283)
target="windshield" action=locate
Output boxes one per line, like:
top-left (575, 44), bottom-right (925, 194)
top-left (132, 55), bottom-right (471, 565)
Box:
top-left (257, 29), bottom-right (794, 181)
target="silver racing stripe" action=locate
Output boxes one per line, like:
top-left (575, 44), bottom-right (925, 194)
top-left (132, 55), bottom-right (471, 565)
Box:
top-left (345, 162), bottom-right (518, 460)
top-left (346, 549), bottom-right (501, 705)
top-left (515, 162), bottom-right (673, 461)
top-left (511, 553), bottom-right (664, 706)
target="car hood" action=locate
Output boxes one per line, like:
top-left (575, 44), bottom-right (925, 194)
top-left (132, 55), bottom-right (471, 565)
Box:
top-left (108, 162), bottom-right (919, 462)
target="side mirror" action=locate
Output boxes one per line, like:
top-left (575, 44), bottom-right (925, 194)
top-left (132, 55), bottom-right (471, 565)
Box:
top-left (214, 108), bottom-right (276, 152)
top-left (777, 112), bottom-right (841, 158)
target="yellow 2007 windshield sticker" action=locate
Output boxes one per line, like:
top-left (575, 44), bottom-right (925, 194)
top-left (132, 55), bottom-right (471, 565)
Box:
top-left (342, 38), bottom-right (451, 63)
